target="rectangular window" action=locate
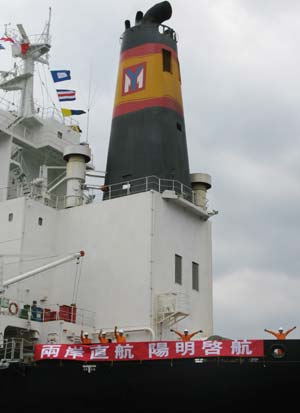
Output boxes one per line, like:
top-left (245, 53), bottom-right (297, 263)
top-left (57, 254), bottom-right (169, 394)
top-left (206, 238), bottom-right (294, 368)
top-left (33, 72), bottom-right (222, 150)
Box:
top-left (175, 254), bottom-right (182, 285)
top-left (162, 49), bottom-right (172, 73)
top-left (192, 262), bottom-right (199, 291)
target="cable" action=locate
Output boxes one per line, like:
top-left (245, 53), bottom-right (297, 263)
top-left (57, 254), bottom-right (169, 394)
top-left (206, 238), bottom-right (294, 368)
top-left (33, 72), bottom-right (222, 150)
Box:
top-left (74, 258), bottom-right (84, 304)
top-left (72, 258), bottom-right (80, 304)
top-left (0, 237), bottom-right (22, 245)
top-left (2, 254), bottom-right (60, 266)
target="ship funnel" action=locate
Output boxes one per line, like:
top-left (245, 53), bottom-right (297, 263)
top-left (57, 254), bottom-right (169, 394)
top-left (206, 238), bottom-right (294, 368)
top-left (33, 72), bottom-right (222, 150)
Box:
top-left (104, 1), bottom-right (191, 195)
top-left (142, 1), bottom-right (172, 24)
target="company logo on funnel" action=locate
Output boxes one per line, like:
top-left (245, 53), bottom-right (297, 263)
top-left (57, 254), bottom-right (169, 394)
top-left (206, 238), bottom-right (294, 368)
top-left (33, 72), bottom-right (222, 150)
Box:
top-left (122, 63), bottom-right (146, 95)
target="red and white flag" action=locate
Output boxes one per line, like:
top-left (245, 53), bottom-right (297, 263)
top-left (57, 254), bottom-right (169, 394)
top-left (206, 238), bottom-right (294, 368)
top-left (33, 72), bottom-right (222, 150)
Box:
top-left (56, 89), bottom-right (76, 102)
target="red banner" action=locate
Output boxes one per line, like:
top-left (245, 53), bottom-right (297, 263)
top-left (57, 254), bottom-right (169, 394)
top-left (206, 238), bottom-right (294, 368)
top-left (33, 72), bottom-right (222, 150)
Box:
top-left (35, 340), bottom-right (264, 362)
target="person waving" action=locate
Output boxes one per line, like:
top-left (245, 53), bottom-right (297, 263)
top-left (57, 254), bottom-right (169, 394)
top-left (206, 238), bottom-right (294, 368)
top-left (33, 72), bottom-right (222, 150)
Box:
top-left (170, 328), bottom-right (203, 342)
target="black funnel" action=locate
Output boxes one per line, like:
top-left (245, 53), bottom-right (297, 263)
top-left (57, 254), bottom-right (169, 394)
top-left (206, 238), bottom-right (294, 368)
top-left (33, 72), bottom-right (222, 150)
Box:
top-left (142, 1), bottom-right (172, 24)
top-left (104, 2), bottom-right (191, 196)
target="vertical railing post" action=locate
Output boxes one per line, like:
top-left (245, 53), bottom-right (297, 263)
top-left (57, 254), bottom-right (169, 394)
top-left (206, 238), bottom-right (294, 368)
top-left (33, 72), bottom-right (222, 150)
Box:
top-left (146, 176), bottom-right (148, 192)
top-left (3, 339), bottom-right (7, 360)
top-left (20, 338), bottom-right (24, 360)
top-left (11, 339), bottom-right (15, 360)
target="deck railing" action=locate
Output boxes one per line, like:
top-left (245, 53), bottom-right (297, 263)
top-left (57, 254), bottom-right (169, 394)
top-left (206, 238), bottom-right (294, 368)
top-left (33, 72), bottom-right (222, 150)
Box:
top-left (0, 175), bottom-right (209, 210)
top-left (0, 297), bottom-right (95, 327)
top-left (0, 338), bottom-right (34, 365)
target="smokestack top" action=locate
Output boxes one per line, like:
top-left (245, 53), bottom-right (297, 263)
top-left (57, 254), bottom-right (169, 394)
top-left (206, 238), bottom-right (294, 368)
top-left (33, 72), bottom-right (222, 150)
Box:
top-left (142, 1), bottom-right (172, 25)
top-left (124, 1), bottom-right (172, 30)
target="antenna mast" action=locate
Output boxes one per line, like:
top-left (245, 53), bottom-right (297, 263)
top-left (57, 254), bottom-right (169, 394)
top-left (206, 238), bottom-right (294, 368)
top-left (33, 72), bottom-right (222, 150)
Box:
top-left (45, 7), bottom-right (52, 44)
top-left (85, 65), bottom-right (92, 143)
top-left (0, 13), bottom-right (51, 120)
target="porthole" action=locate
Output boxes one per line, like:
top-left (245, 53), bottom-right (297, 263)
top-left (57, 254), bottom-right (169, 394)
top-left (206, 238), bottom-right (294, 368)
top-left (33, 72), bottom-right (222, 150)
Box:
top-left (270, 344), bottom-right (286, 359)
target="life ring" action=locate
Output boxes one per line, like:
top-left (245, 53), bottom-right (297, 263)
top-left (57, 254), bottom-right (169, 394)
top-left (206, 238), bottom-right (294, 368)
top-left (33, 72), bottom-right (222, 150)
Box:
top-left (9, 302), bottom-right (19, 315)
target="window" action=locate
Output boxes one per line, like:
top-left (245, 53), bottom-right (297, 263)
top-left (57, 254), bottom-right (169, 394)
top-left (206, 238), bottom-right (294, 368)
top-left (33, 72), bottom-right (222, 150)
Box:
top-left (8, 212), bottom-right (13, 222)
top-left (162, 49), bottom-right (172, 73)
top-left (192, 262), bottom-right (199, 291)
top-left (38, 217), bottom-right (43, 226)
top-left (175, 254), bottom-right (182, 285)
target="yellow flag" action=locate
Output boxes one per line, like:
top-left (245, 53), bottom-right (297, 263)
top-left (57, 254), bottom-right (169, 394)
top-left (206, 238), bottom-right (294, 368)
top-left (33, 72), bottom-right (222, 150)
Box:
top-left (71, 125), bottom-right (82, 133)
top-left (61, 108), bottom-right (72, 117)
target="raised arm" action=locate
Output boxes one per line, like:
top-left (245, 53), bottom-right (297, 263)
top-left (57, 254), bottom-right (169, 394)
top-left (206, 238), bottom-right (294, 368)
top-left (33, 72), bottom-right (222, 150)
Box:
top-left (264, 328), bottom-right (277, 337)
top-left (170, 329), bottom-right (183, 338)
top-left (98, 329), bottom-right (102, 339)
top-left (114, 326), bottom-right (118, 339)
top-left (285, 326), bottom-right (297, 336)
top-left (189, 330), bottom-right (203, 339)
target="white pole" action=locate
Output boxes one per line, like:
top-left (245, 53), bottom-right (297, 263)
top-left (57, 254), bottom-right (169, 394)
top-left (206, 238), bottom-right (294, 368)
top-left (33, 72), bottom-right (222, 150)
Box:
top-left (0, 257), bottom-right (4, 294)
top-left (3, 251), bottom-right (85, 288)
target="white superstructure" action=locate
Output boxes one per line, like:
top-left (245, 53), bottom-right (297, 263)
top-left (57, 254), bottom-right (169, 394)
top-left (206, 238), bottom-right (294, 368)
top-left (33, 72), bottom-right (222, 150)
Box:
top-left (0, 16), bottom-right (216, 355)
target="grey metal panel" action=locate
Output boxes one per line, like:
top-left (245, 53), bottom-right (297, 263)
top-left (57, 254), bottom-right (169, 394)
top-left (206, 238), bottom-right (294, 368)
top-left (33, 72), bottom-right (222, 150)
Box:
top-left (121, 24), bottom-right (177, 53)
top-left (105, 108), bottom-right (191, 187)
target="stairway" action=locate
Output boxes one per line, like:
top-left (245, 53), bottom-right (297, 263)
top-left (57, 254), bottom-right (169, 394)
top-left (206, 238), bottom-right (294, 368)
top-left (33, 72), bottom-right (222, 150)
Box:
top-left (10, 148), bottom-right (31, 197)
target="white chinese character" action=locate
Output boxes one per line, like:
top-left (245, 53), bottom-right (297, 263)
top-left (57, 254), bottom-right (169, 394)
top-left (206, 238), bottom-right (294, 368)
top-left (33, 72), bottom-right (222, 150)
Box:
top-left (148, 342), bottom-right (169, 358)
top-left (115, 344), bottom-right (134, 359)
top-left (175, 341), bottom-right (195, 356)
top-left (64, 346), bottom-right (84, 359)
top-left (90, 345), bottom-right (109, 360)
top-left (40, 345), bottom-right (61, 358)
top-left (202, 340), bottom-right (223, 356)
top-left (231, 340), bottom-right (253, 356)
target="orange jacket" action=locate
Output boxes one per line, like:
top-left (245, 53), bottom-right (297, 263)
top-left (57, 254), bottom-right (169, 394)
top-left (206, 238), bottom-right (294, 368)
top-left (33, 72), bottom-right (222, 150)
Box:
top-left (114, 327), bottom-right (126, 343)
top-left (115, 333), bottom-right (126, 343)
top-left (265, 327), bottom-right (296, 340)
top-left (99, 336), bottom-right (109, 344)
top-left (81, 333), bottom-right (92, 344)
top-left (172, 330), bottom-right (200, 342)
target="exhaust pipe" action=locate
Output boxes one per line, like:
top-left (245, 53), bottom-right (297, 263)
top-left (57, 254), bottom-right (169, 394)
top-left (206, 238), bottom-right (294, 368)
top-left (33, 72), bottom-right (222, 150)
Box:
top-left (142, 1), bottom-right (172, 24)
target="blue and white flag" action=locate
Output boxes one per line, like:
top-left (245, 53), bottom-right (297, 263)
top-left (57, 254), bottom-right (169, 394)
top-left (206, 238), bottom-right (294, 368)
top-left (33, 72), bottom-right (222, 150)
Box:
top-left (50, 70), bottom-right (71, 83)
top-left (56, 89), bottom-right (76, 102)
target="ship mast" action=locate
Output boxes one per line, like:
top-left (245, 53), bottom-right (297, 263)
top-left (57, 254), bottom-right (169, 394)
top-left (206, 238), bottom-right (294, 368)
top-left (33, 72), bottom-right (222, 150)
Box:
top-left (0, 10), bottom-right (51, 119)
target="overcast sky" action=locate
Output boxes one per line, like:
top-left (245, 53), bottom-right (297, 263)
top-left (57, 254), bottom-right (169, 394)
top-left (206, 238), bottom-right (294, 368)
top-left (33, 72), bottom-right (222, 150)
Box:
top-left (1, 0), bottom-right (300, 339)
